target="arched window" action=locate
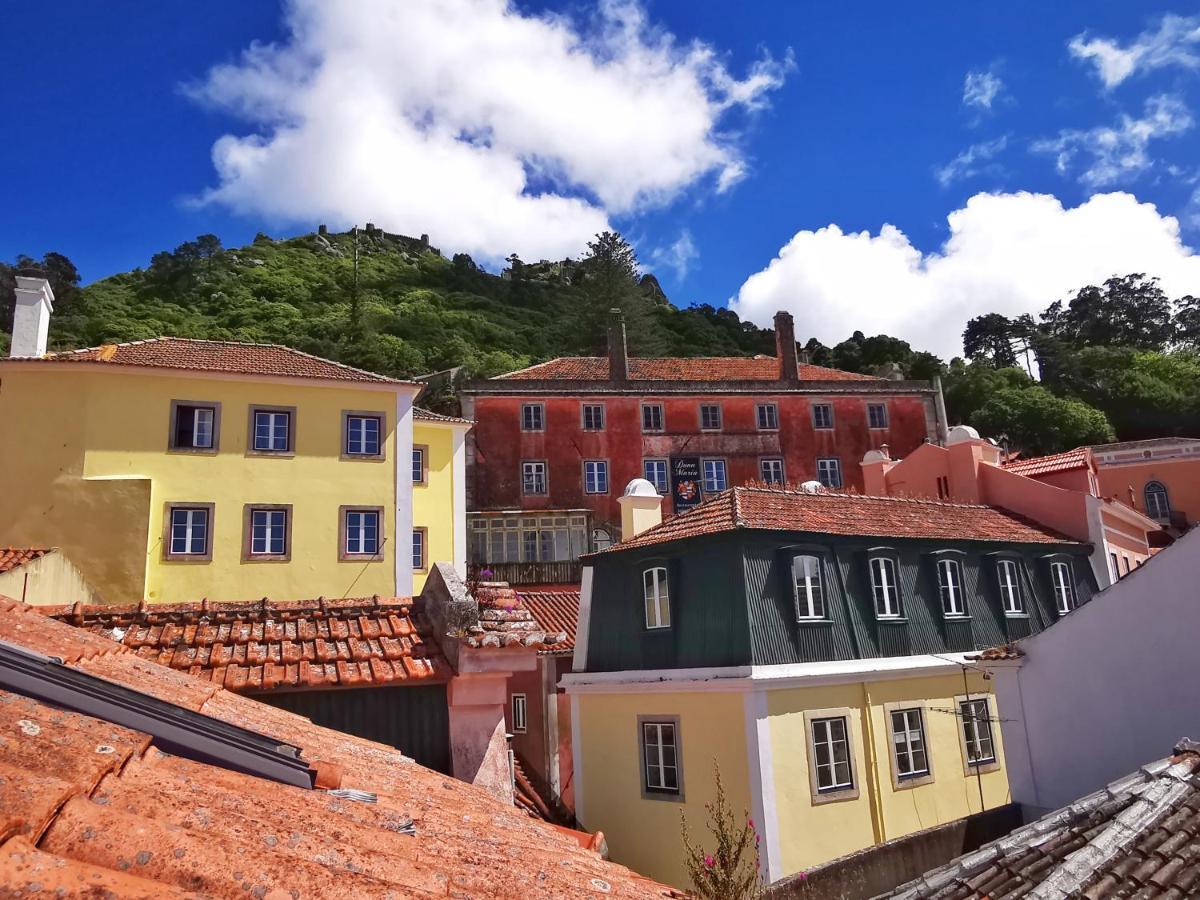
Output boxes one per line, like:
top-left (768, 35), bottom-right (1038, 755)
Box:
top-left (997, 559), bottom-right (1023, 615)
top-left (643, 567), bottom-right (670, 630)
top-left (591, 528), bottom-right (613, 552)
top-left (1050, 561), bottom-right (1075, 614)
top-left (792, 555), bottom-right (825, 620)
top-left (870, 557), bottom-right (901, 619)
top-left (937, 558), bottom-right (965, 617)
top-left (1144, 481), bottom-right (1171, 522)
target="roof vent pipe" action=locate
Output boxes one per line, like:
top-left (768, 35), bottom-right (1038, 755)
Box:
top-left (9, 276), bottom-right (55, 358)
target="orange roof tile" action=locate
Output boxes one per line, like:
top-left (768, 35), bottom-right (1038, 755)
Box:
top-left (598, 485), bottom-right (1081, 555)
top-left (16, 337), bottom-right (413, 385)
top-left (413, 406), bottom-right (474, 425)
top-left (42, 597), bottom-right (453, 692)
top-left (0, 597), bottom-right (679, 898)
top-left (1003, 447), bottom-right (1093, 477)
top-left (519, 590), bottom-right (580, 655)
top-left (494, 356), bottom-right (879, 382)
top-left (0, 548), bottom-right (50, 574)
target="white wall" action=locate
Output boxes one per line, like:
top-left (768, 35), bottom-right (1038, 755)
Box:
top-left (990, 528), bottom-right (1200, 814)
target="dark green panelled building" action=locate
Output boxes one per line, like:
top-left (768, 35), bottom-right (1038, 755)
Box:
top-left (581, 487), bottom-right (1097, 673)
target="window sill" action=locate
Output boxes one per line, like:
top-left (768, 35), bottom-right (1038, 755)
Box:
top-left (796, 618), bottom-right (832, 625)
top-left (247, 449), bottom-right (296, 459)
top-left (893, 771), bottom-right (935, 790)
top-left (339, 553), bottom-right (385, 562)
top-left (944, 614), bottom-right (972, 621)
top-left (243, 553), bottom-right (291, 563)
top-left (876, 617), bottom-right (907, 623)
top-left (1004, 613), bottom-right (1030, 619)
top-left (167, 446), bottom-right (219, 456)
top-left (811, 786), bottom-right (860, 805)
top-left (964, 759), bottom-right (1001, 777)
top-left (162, 555), bottom-right (213, 564)
top-left (340, 453), bottom-right (386, 462)
top-left (641, 789), bottom-right (684, 803)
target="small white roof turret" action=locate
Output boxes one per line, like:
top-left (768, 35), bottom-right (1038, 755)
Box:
top-left (799, 480), bottom-right (825, 494)
top-left (623, 477), bottom-right (660, 498)
top-left (946, 425), bottom-right (981, 445)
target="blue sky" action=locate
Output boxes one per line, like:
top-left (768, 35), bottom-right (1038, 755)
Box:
top-left (4, 1), bottom-right (1200, 357)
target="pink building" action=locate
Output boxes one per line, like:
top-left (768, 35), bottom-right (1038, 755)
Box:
top-left (861, 426), bottom-right (1160, 588)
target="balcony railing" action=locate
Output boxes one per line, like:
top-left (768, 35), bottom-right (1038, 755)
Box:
top-left (479, 560), bottom-right (583, 586)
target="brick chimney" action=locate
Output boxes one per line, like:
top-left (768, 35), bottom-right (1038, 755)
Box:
top-left (774, 310), bottom-right (800, 383)
top-left (608, 308), bottom-right (629, 382)
top-left (9, 276), bottom-right (55, 358)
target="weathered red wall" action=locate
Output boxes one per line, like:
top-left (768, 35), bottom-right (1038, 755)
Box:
top-left (470, 392), bottom-right (934, 533)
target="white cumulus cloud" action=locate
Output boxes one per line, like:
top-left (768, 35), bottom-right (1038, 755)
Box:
top-left (729, 191), bottom-right (1200, 360)
top-left (1032, 95), bottom-right (1193, 187)
top-left (1069, 14), bottom-right (1200, 88)
top-left (963, 69), bottom-right (1004, 110)
top-left (649, 229), bottom-right (698, 280)
top-left (188, 0), bottom-right (790, 263)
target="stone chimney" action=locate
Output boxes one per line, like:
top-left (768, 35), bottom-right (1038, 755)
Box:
top-left (619, 478), bottom-right (663, 539)
top-left (9, 276), bottom-right (55, 358)
top-left (774, 310), bottom-right (800, 383)
top-left (607, 308), bottom-right (629, 382)
top-left (860, 447), bottom-right (895, 496)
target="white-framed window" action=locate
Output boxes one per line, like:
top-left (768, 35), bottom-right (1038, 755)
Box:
top-left (640, 719), bottom-right (681, 797)
top-left (511, 693), bottom-right (527, 734)
top-left (252, 409), bottom-right (291, 452)
top-left (867, 403), bottom-right (888, 429)
top-left (817, 458), bottom-right (843, 488)
top-left (591, 528), bottom-right (613, 552)
top-left (1110, 552), bottom-right (1120, 581)
top-left (642, 403), bottom-right (664, 433)
top-left (582, 403), bottom-right (605, 431)
top-left (811, 716), bottom-right (854, 792)
top-left (760, 457), bottom-right (785, 485)
top-left (249, 508), bottom-right (288, 556)
top-left (701, 458), bottom-right (727, 492)
top-left (344, 509), bottom-right (381, 556)
top-left (793, 555), bottom-right (825, 620)
top-left (345, 414), bottom-right (382, 456)
top-left (756, 403), bottom-right (779, 431)
top-left (960, 698), bottom-right (996, 765)
top-left (938, 558), bottom-right (965, 616)
top-left (890, 708), bottom-right (929, 779)
top-left (170, 507), bottom-right (210, 556)
top-left (584, 460), bottom-right (609, 494)
top-left (644, 459), bottom-right (669, 494)
top-left (1144, 481), bottom-right (1171, 521)
top-left (1050, 561), bottom-right (1075, 614)
top-left (812, 403), bottom-right (834, 429)
top-left (521, 403), bottom-right (544, 432)
top-left (522, 461), bottom-right (547, 495)
top-left (412, 447), bottom-right (425, 484)
top-left (870, 556), bottom-right (901, 618)
top-left (997, 559), bottom-right (1023, 615)
top-left (412, 527), bottom-right (426, 570)
top-left (469, 514), bottom-right (588, 564)
top-left (643, 567), bottom-right (670, 630)
top-left (699, 404), bottom-right (722, 431)
top-left (173, 403), bottom-right (216, 449)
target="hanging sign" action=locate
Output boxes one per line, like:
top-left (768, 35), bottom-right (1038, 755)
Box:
top-left (670, 457), bottom-right (704, 513)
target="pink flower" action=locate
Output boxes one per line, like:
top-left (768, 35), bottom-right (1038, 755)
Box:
top-left (798, 872), bottom-right (807, 881)
top-left (748, 818), bottom-right (755, 830)
top-left (704, 854), bottom-right (714, 868)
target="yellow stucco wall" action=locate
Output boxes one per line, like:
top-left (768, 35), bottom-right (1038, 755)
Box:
top-left (767, 672), bottom-right (1009, 876)
top-left (0, 550), bottom-right (99, 606)
top-left (412, 420), bottom-right (458, 593)
top-left (574, 691), bottom-right (752, 889)
top-left (572, 671), bottom-right (1010, 888)
top-left (0, 365), bottom-right (419, 603)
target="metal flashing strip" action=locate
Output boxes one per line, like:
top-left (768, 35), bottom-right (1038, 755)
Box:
top-left (0, 639), bottom-right (317, 789)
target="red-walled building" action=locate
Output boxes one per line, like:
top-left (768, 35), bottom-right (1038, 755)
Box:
top-left (461, 311), bottom-right (944, 584)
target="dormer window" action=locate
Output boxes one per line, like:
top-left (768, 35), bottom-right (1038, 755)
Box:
top-left (937, 558), bottom-right (966, 617)
top-left (793, 555), bottom-right (825, 620)
top-left (997, 559), bottom-right (1024, 616)
top-left (643, 567), bottom-right (671, 630)
top-left (870, 557), bottom-right (901, 619)
top-left (1050, 561), bottom-right (1075, 614)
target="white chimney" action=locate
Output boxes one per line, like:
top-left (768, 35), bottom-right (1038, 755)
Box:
top-left (618, 478), bottom-right (663, 539)
top-left (10, 276), bottom-right (55, 358)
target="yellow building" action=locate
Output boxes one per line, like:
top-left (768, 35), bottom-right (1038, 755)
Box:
top-left (564, 483), bottom-right (1098, 888)
top-left (1, 276), bottom-right (469, 602)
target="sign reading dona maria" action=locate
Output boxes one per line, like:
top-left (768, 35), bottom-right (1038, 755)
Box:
top-left (670, 457), bottom-right (704, 513)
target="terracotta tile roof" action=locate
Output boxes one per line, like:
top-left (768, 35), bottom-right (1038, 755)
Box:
top-left (0, 596), bottom-right (679, 898)
top-left (598, 486), bottom-right (1081, 555)
top-left (41, 597), bottom-right (453, 692)
top-left (468, 583), bottom-right (569, 650)
top-left (19, 337), bottom-right (413, 385)
top-left (414, 406), bottom-right (473, 425)
top-left (971, 643), bottom-right (1024, 661)
top-left (1003, 447), bottom-right (1093, 477)
top-left (494, 356), bottom-right (879, 382)
top-left (519, 590), bottom-right (580, 655)
top-left (879, 741), bottom-right (1200, 899)
top-left (1090, 436), bottom-right (1200, 452)
top-left (0, 548), bottom-right (50, 574)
